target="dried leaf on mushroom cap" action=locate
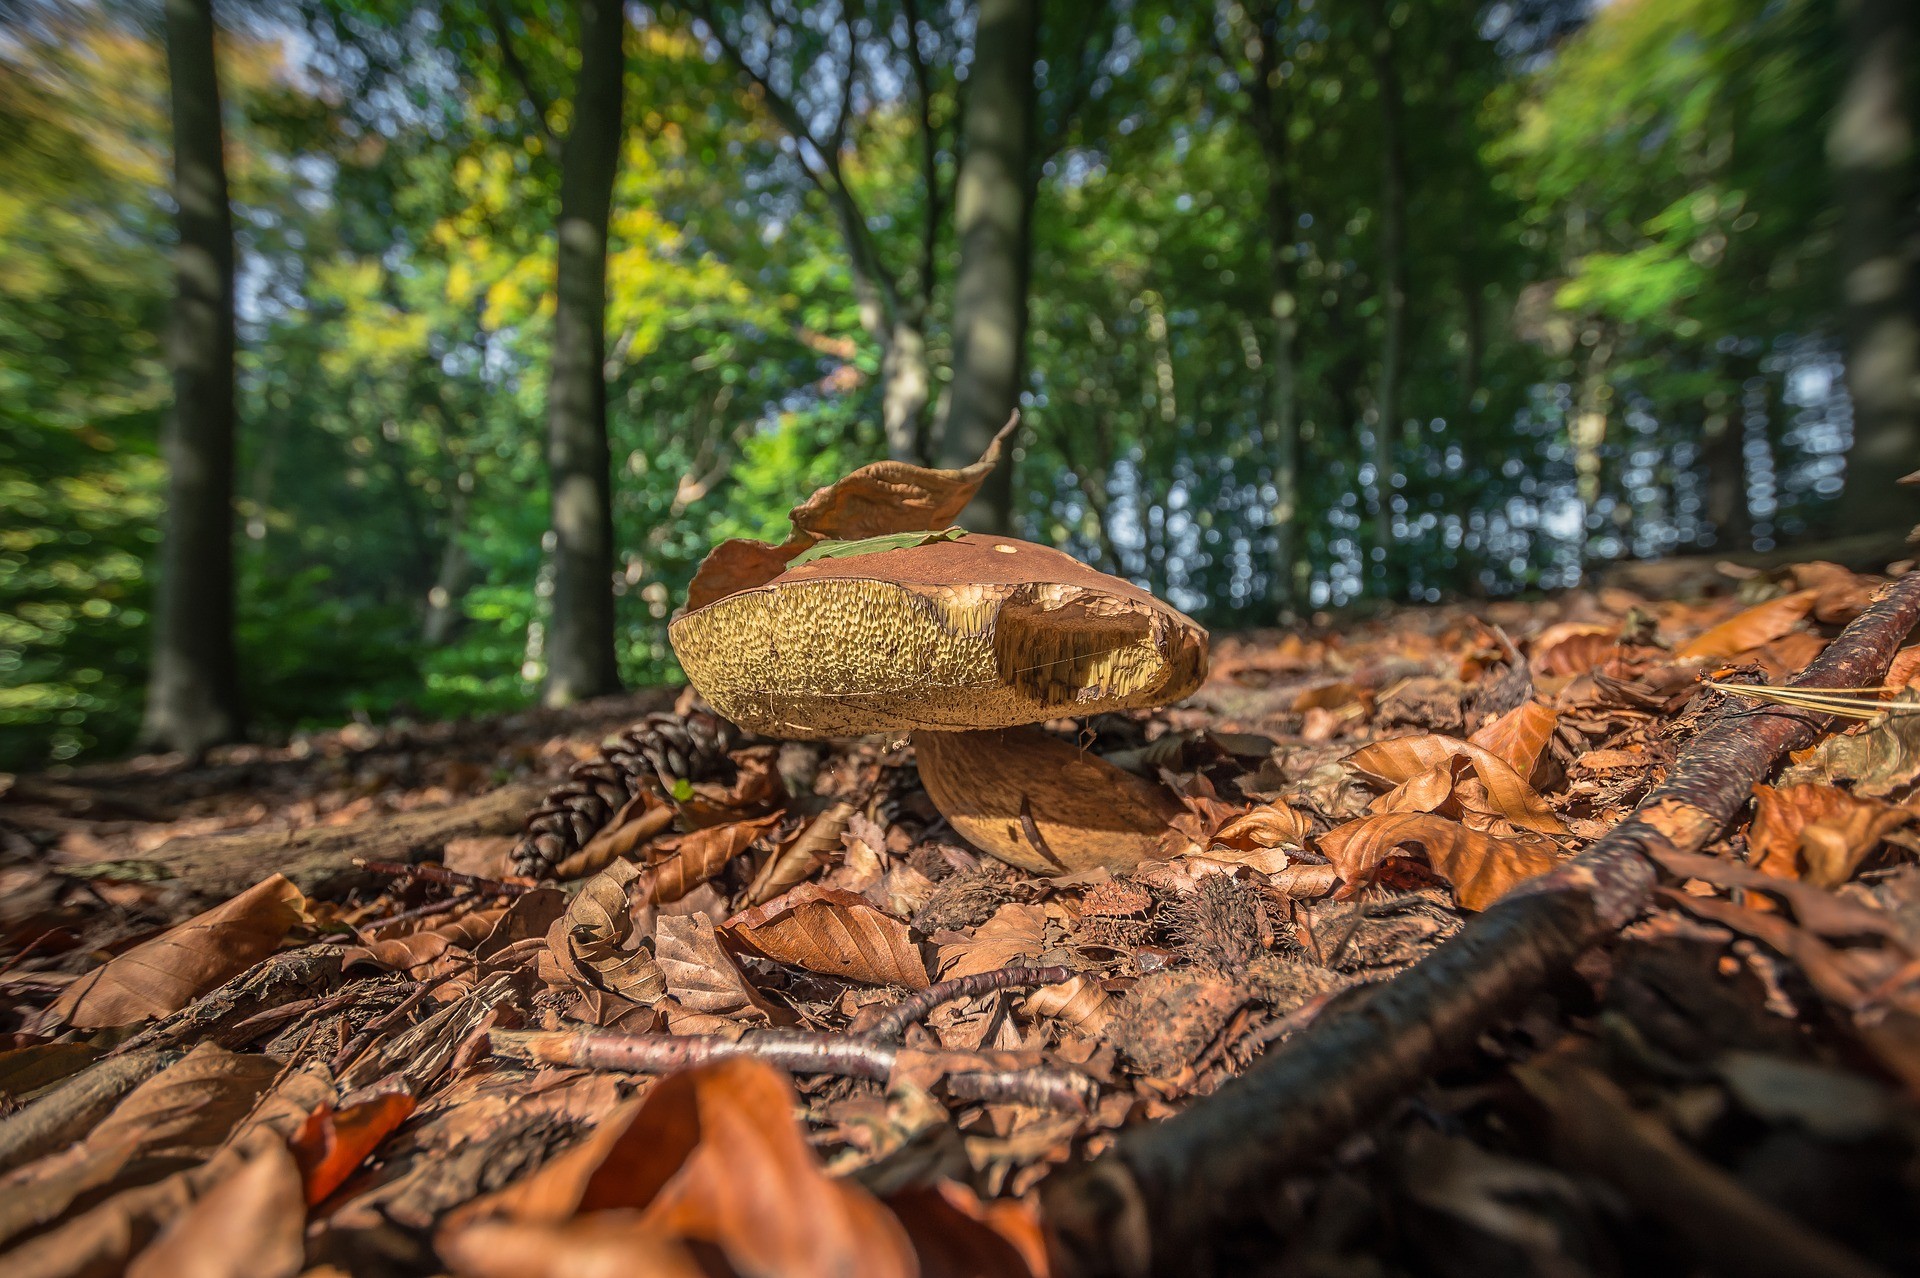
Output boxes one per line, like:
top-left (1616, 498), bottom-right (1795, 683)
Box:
top-left (682, 415), bottom-right (1019, 613)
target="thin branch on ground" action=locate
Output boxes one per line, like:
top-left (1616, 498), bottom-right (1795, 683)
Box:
top-left (491, 1026), bottom-right (1096, 1112)
top-left (865, 963), bottom-right (1076, 1041)
top-left (357, 859), bottom-right (532, 896)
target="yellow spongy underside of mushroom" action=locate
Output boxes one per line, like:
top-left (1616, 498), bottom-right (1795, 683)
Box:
top-left (668, 574), bottom-right (1208, 738)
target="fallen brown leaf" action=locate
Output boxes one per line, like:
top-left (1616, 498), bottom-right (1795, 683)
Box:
top-left (51, 875), bottom-right (309, 1028)
top-left (1673, 589), bottom-right (1818, 662)
top-left (542, 860), bottom-right (665, 1006)
top-left (445, 1059), bottom-right (916, 1278)
top-left (1467, 700), bottom-right (1558, 782)
top-left (1318, 813), bottom-right (1562, 910)
top-left (1746, 783), bottom-right (1910, 887)
top-left (123, 1135), bottom-right (305, 1278)
top-left (725, 884), bottom-right (931, 989)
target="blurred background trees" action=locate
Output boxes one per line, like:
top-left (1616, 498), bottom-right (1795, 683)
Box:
top-left (2, 0), bottom-right (1914, 769)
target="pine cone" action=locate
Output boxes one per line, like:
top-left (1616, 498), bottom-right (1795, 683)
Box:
top-left (511, 710), bottom-right (739, 877)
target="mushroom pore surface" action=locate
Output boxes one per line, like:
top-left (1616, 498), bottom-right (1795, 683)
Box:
top-left (668, 534), bottom-right (1207, 738)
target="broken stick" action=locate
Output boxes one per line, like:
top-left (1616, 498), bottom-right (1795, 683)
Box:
top-left (1043, 574), bottom-right (1920, 1278)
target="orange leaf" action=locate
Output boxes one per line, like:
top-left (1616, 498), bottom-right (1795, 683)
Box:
top-left (724, 884), bottom-right (931, 988)
top-left (1318, 813), bottom-right (1561, 910)
top-left (1747, 783), bottom-right (1911, 887)
top-left (889, 1180), bottom-right (1050, 1278)
top-left (438, 1216), bottom-right (704, 1278)
top-left (447, 1060), bottom-right (916, 1278)
top-left (1673, 590), bottom-right (1818, 662)
top-left (1468, 701), bottom-right (1558, 782)
top-left (1529, 623), bottom-right (1616, 676)
top-left (1214, 801), bottom-right (1312, 849)
top-left (1345, 735), bottom-right (1567, 835)
top-left (52, 875), bottom-right (309, 1028)
top-left (291, 1090), bottom-right (416, 1205)
top-left (650, 813), bottom-right (782, 905)
top-left (123, 1135), bottom-right (306, 1278)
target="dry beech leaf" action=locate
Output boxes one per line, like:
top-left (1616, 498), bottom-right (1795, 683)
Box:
top-left (1781, 714), bottom-right (1920, 798)
top-left (1786, 560), bottom-right (1882, 624)
top-left (1344, 735), bottom-right (1566, 835)
top-left (1021, 974), bottom-right (1113, 1036)
top-left (1673, 589), bottom-right (1818, 662)
top-left (887, 1180), bottom-right (1050, 1278)
top-left (1529, 623), bottom-right (1616, 677)
top-left (439, 1216), bottom-right (704, 1278)
top-left (290, 1091), bottom-right (417, 1205)
top-left (0, 1045), bottom-right (282, 1252)
top-left (935, 903), bottom-right (1050, 980)
top-left (51, 874), bottom-right (309, 1028)
top-left (1747, 783), bottom-right (1911, 887)
top-left (544, 859), bottom-right (665, 1006)
top-left (654, 912), bottom-right (779, 1020)
top-left (1213, 801), bottom-right (1312, 849)
top-left (651, 813), bottom-right (782, 905)
top-left (725, 884), bottom-right (931, 989)
top-left (748, 802), bottom-right (856, 906)
top-left (446, 1059), bottom-right (916, 1278)
top-left (350, 907), bottom-right (507, 977)
top-left (683, 416), bottom-right (1017, 611)
top-left (124, 1135), bottom-right (305, 1278)
top-left (1468, 701), bottom-right (1558, 781)
top-left (1318, 813), bottom-right (1562, 910)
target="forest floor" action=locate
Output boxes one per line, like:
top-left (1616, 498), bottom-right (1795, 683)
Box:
top-left (5, 558), bottom-right (1920, 1277)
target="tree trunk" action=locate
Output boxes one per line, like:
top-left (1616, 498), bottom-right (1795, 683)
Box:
top-left (1246, 10), bottom-right (1300, 617)
top-left (542, 0), bottom-right (626, 708)
top-left (1369, 12), bottom-right (1408, 597)
top-left (882, 315), bottom-right (933, 463)
top-left (937, 0), bottom-right (1039, 533)
top-left (142, 0), bottom-right (243, 757)
top-left (1829, 0), bottom-right (1920, 536)
top-left (1702, 365), bottom-right (1753, 550)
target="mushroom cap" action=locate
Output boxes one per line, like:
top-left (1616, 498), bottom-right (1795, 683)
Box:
top-left (669, 533), bottom-right (1209, 739)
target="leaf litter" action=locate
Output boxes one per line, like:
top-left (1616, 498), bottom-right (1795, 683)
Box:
top-left (5, 559), bottom-right (1920, 1273)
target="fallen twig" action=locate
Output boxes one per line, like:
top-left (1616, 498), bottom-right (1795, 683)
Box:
top-left (1043, 574), bottom-right (1920, 1278)
top-left (864, 963), bottom-right (1076, 1041)
top-left (358, 859), bottom-right (532, 896)
top-left (491, 1026), bottom-right (1096, 1112)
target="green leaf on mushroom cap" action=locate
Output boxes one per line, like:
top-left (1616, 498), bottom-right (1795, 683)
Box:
top-left (787, 527), bottom-right (967, 567)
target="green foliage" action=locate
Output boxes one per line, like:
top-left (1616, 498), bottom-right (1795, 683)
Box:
top-left (0, 0), bottom-right (1868, 770)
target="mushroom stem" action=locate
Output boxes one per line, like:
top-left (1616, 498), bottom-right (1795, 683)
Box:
top-left (911, 726), bottom-right (1182, 874)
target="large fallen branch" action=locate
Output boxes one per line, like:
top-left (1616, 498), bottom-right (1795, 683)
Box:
top-left (1043, 574), bottom-right (1920, 1278)
top-left (148, 782), bottom-right (543, 901)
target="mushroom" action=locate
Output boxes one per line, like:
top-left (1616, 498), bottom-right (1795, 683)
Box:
top-left (669, 529), bottom-right (1208, 873)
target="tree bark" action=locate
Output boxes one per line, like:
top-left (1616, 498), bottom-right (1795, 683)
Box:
top-left (937, 0), bottom-right (1039, 533)
top-left (1702, 362), bottom-right (1754, 549)
top-left (1368, 10), bottom-right (1408, 597)
top-left (1829, 0), bottom-right (1920, 536)
top-left (1246, 7), bottom-right (1301, 617)
top-left (142, 0), bottom-right (244, 757)
top-left (542, 0), bottom-right (626, 707)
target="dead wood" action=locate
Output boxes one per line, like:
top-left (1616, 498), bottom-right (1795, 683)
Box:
top-left (864, 963), bottom-right (1075, 1041)
top-left (1043, 574), bottom-right (1920, 1278)
top-left (147, 782), bottom-right (543, 902)
top-left (0, 1047), bottom-right (179, 1174)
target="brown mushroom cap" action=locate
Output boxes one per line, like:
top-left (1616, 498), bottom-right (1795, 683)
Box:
top-left (669, 533), bottom-right (1208, 739)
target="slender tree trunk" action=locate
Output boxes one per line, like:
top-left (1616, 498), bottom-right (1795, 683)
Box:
top-left (937, 0), bottom-right (1039, 533)
top-left (1702, 362), bottom-right (1754, 549)
top-left (882, 316), bottom-right (933, 462)
top-left (1369, 12), bottom-right (1408, 597)
top-left (1829, 0), bottom-right (1920, 535)
top-left (542, 0), bottom-right (625, 707)
top-left (1246, 10), bottom-right (1300, 617)
top-left (142, 0), bottom-right (243, 756)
